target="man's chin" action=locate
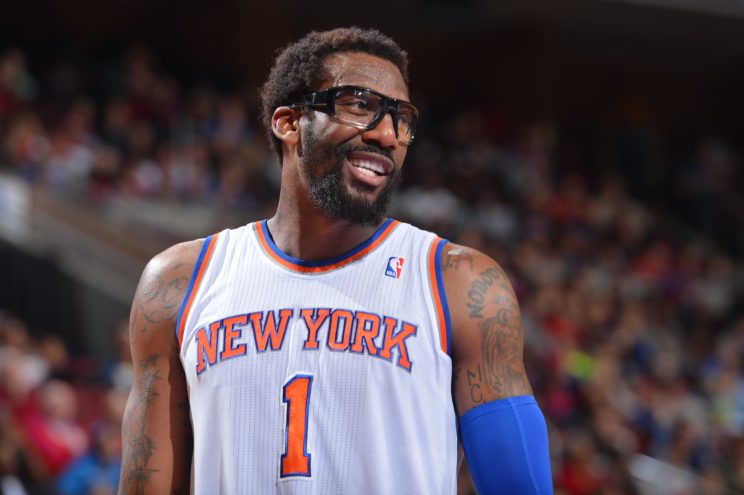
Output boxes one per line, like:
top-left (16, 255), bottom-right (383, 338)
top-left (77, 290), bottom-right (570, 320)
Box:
top-left (336, 192), bottom-right (386, 225)
top-left (304, 154), bottom-right (399, 227)
top-left (345, 179), bottom-right (384, 201)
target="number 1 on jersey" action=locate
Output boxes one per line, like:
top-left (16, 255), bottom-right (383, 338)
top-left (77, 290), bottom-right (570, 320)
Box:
top-left (281, 374), bottom-right (313, 478)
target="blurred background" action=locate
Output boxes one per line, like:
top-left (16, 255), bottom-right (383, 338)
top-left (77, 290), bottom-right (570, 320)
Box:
top-left (0, 0), bottom-right (743, 493)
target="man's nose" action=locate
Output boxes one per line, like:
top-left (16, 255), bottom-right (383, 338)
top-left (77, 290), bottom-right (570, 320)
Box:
top-left (362, 111), bottom-right (399, 149)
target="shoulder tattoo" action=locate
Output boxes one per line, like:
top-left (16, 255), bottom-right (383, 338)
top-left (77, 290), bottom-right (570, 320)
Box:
top-left (442, 248), bottom-right (474, 272)
top-left (133, 262), bottom-right (193, 334)
top-left (466, 265), bottom-right (513, 319)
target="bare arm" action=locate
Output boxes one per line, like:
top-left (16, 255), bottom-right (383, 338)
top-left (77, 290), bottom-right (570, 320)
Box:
top-left (442, 243), bottom-right (533, 417)
top-left (118, 240), bottom-right (203, 495)
top-left (444, 243), bottom-right (552, 492)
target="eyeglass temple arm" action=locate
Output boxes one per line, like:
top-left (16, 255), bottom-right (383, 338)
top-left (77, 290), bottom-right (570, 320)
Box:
top-left (287, 90), bottom-right (330, 109)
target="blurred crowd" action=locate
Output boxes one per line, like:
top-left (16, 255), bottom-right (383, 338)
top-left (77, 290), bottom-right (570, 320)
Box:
top-left (0, 314), bottom-right (130, 495)
top-left (0, 46), bottom-right (278, 212)
top-left (1, 46), bottom-right (743, 494)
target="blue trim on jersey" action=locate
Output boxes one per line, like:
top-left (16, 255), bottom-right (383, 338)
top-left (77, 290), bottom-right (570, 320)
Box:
top-left (434, 239), bottom-right (453, 356)
top-left (176, 234), bottom-right (214, 344)
top-left (260, 218), bottom-right (394, 268)
top-left (460, 395), bottom-right (553, 495)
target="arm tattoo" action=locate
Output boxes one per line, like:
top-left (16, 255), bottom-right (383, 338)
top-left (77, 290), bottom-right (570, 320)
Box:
top-left (133, 265), bottom-right (191, 334)
top-left (466, 365), bottom-right (485, 405)
top-left (453, 365), bottom-right (486, 409)
top-left (121, 354), bottom-right (163, 494)
top-left (466, 266), bottom-right (512, 319)
top-left (481, 308), bottom-right (532, 397)
top-left (443, 249), bottom-right (474, 272)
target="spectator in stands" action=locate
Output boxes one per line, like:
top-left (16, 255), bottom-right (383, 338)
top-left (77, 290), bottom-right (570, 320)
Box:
top-left (15, 380), bottom-right (88, 477)
top-left (56, 422), bottom-right (121, 495)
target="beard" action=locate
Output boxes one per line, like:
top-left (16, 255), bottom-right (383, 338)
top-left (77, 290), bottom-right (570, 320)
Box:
top-left (300, 125), bottom-right (402, 227)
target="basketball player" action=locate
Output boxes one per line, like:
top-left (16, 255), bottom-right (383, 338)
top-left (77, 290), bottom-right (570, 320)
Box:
top-left (119, 27), bottom-right (552, 494)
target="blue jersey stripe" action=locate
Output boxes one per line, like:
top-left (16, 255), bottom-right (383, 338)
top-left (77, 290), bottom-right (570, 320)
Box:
top-left (434, 238), bottom-right (452, 356)
top-left (176, 234), bottom-right (214, 344)
top-left (260, 218), bottom-right (395, 268)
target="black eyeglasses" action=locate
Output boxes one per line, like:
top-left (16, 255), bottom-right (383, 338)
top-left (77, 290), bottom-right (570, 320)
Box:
top-left (287, 85), bottom-right (419, 145)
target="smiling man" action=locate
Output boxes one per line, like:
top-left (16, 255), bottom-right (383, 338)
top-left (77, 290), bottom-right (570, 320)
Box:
top-left (119, 27), bottom-right (553, 494)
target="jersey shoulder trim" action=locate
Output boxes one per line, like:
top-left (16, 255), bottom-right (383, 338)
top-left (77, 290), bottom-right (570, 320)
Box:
top-left (176, 233), bottom-right (220, 348)
top-left (254, 218), bottom-right (400, 274)
top-left (427, 236), bottom-right (452, 356)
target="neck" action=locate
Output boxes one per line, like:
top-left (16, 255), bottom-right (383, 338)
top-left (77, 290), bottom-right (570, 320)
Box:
top-left (268, 189), bottom-right (385, 261)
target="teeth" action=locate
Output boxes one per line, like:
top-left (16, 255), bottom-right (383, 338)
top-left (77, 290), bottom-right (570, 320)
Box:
top-left (350, 159), bottom-right (386, 175)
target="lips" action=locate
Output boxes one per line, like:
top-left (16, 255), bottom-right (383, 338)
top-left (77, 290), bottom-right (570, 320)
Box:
top-left (346, 151), bottom-right (394, 187)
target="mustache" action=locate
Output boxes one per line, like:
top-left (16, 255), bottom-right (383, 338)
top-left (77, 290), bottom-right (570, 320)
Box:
top-left (334, 143), bottom-right (394, 163)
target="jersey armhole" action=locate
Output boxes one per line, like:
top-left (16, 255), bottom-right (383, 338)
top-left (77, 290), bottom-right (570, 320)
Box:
top-left (176, 233), bottom-right (220, 348)
top-left (427, 237), bottom-right (452, 356)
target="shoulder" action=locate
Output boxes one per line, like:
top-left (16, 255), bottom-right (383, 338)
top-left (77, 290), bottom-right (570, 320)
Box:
top-left (136, 238), bottom-right (206, 316)
top-left (128, 238), bottom-right (206, 349)
top-left (441, 242), bottom-right (533, 412)
top-left (439, 241), bottom-right (520, 356)
top-left (440, 242), bottom-right (516, 306)
top-left (142, 238), bottom-right (206, 284)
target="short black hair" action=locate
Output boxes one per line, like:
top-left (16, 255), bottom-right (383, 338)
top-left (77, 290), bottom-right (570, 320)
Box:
top-left (259, 27), bottom-right (409, 161)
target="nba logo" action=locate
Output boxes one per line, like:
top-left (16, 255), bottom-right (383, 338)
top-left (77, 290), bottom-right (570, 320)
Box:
top-left (385, 257), bottom-right (404, 278)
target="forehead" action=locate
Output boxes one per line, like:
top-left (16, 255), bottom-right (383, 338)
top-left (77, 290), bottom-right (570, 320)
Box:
top-left (320, 52), bottom-right (409, 101)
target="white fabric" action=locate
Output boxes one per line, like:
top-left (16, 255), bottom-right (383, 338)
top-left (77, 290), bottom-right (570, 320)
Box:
top-left (179, 220), bottom-right (457, 495)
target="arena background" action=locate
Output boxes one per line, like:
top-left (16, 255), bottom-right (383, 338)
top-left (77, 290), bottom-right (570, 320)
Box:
top-left (0, 1), bottom-right (743, 493)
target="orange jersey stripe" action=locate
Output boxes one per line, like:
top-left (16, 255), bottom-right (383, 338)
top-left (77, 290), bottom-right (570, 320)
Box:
top-left (178, 233), bottom-right (219, 348)
top-left (428, 237), bottom-right (449, 355)
top-left (256, 220), bottom-right (400, 273)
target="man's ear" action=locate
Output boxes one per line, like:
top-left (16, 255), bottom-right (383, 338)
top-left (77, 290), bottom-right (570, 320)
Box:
top-left (272, 106), bottom-right (301, 148)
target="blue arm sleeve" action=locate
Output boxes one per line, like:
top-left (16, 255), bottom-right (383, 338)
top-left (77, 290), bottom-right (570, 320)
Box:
top-left (460, 395), bottom-right (553, 494)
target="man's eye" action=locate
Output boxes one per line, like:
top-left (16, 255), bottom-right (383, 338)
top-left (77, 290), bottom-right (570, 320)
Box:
top-left (338, 98), bottom-right (369, 110)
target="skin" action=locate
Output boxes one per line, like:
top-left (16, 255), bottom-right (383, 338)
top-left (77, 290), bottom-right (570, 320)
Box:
top-left (443, 246), bottom-right (533, 416)
top-left (118, 243), bottom-right (197, 495)
top-left (268, 52), bottom-right (411, 261)
top-left (118, 50), bottom-right (532, 493)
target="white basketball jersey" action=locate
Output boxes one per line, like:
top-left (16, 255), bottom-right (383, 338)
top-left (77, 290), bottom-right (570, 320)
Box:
top-left (177, 219), bottom-right (457, 495)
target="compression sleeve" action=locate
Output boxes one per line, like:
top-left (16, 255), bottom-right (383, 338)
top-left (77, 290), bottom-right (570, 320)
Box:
top-left (460, 395), bottom-right (553, 494)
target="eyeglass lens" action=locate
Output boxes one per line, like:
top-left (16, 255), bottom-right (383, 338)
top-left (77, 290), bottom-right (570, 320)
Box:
top-left (333, 88), bottom-right (416, 143)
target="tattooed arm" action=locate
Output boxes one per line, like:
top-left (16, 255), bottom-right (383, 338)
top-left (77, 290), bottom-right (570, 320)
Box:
top-left (443, 243), bottom-right (553, 494)
top-left (443, 243), bottom-right (531, 414)
top-left (118, 240), bottom-right (203, 495)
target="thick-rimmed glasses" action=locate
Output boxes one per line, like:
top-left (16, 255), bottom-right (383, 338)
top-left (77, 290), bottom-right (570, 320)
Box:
top-left (287, 85), bottom-right (419, 145)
